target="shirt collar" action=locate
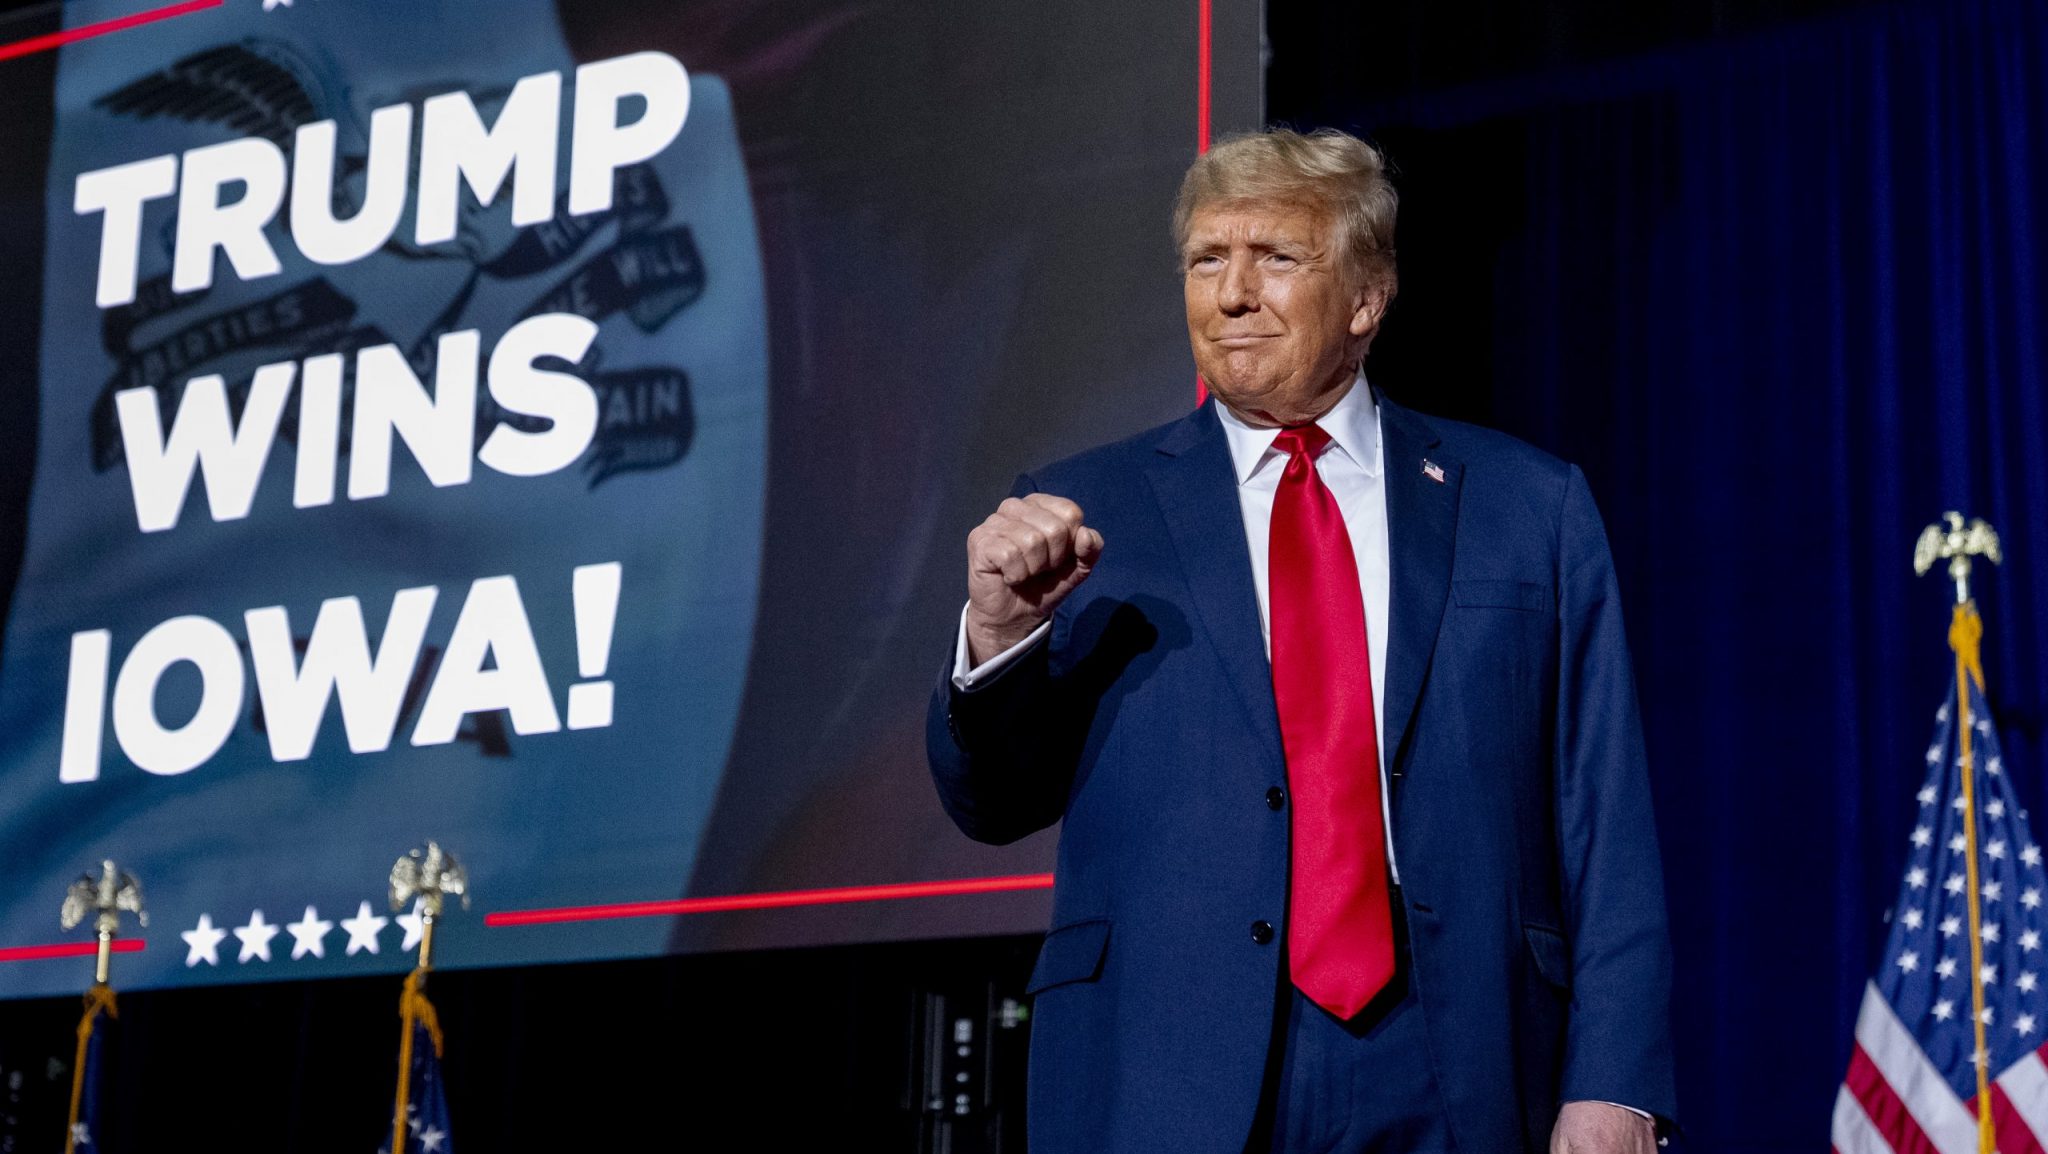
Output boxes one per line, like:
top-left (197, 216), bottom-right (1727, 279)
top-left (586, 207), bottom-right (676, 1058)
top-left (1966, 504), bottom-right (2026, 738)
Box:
top-left (1214, 372), bottom-right (1382, 485)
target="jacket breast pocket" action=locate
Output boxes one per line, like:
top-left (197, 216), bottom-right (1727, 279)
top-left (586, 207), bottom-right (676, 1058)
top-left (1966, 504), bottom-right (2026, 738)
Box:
top-left (1452, 579), bottom-right (1549, 612)
top-left (1025, 918), bottom-right (1111, 995)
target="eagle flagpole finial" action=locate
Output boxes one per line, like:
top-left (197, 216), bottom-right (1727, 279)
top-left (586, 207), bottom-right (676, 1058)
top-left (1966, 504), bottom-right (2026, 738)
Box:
top-left (390, 842), bottom-right (468, 972)
top-left (59, 860), bottom-right (146, 986)
top-left (1915, 512), bottom-right (2002, 605)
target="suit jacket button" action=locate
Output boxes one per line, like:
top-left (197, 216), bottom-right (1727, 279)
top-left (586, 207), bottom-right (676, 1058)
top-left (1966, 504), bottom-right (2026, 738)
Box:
top-left (1265, 787), bottom-right (1285, 810)
top-left (1250, 920), bottom-right (1274, 945)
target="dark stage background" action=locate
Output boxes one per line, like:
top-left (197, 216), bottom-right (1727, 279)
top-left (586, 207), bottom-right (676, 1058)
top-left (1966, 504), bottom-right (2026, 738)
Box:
top-left (3, 0), bottom-right (2046, 1150)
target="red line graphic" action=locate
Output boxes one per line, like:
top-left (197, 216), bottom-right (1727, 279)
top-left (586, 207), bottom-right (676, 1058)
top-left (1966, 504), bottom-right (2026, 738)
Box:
top-left (1197, 0), bottom-right (1212, 154)
top-left (0, 0), bottom-right (222, 64)
top-left (1194, 0), bottom-right (1213, 403)
top-left (0, 939), bottom-right (145, 964)
top-left (486, 873), bottom-right (1056, 928)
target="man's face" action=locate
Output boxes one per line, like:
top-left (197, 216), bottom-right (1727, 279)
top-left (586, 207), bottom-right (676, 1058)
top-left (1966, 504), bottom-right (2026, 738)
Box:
top-left (1181, 200), bottom-right (1387, 427)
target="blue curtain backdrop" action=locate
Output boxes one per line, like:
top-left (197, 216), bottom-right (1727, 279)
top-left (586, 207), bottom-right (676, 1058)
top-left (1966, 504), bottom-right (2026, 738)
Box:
top-left (1327, 0), bottom-right (2048, 1147)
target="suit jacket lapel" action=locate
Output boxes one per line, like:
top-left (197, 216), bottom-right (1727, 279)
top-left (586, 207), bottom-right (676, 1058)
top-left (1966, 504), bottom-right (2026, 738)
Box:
top-left (1144, 401), bottom-right (1286, 768)
top-left (1376, 391), bottom-right (1462, 773)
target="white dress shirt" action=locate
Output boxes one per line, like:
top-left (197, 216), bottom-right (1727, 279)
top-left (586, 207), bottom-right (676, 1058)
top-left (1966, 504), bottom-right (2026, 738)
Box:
top-left (952, 373), bottom-right (1399, 880)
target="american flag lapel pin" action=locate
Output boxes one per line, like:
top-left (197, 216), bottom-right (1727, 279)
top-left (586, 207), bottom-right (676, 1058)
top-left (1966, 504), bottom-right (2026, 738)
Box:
top-left (1422, 459), bottom-right (1445, 483)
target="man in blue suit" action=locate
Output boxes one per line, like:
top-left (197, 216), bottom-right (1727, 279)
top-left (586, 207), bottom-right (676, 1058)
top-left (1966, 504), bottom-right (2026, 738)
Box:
top-left (928, 129), bottom-right (1675, 1153)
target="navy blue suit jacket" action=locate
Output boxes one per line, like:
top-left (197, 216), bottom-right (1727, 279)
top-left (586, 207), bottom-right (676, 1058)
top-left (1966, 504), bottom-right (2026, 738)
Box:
top-left (928, 392), bottom-right (1677, 1152)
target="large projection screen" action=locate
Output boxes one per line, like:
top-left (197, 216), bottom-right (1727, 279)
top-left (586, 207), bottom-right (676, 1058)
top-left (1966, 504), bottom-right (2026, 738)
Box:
top-left (0, 0), bottom-right (1261, 997)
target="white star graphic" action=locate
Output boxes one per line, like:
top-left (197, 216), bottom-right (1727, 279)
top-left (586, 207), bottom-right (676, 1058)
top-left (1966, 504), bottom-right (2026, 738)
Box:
top-left (420, 1125), bottom-right (447, 1152)
top-left (2022, 972), bottom-right (2040, 994)
top-left (180, 913), bottom-right (227, 968)
top-left (1990, 837), bottom-right (2009, 858)
top-left (286, 906), bottom-right (334, 960)
top-left (1947, 874), bottom-right (1967, 896)
top-left (1956, 793), bottom-right (1972, 811)
top-left (1921, 785), bottom-right (1939, 806)
top-left (1990, 801), bottom-right (2008, 821)
top-left (1986, 880), bottom-right (2005, 902)
top-left (341, 901), bottom-right (389, 956)
top-left (2019, 1013), bottom-right (2037, 1037)
top-left (1989, 756), bottom-right (2004, 776)
top-left (1928, 744), bottom-right (1946, 765)
top-left (1938, 704), bottom-right (1951, 722)
top-left (1983, 963), bottom-right (2000, 986)
top-left (262, 0), bottom-right (291, 10)
top-left (1903, 909), bottom-right (1925, 930)
top-left (1913, 826), bottom-right (1934, 848)
top-left (1909, 866), bottom-right (1930, 889)
top-left (1978, 718), bottom-right (1994, 736)
top-left (2025, 930), bottom-right (2043, 954)
top-left (1984, 922), bottom-right (2002, 944)
top-left (1982, 1005), bottom-right (1997, 1025)
top-left (1942, 915), bottom-right (1963, 938)
top-left (1952, 833), bottom-right (1970, 854)
top-left (1898, 950), bottom-right (1921, 973)
top-left (2024, 888), bottom-right (2042, 910)
top-left (1938, 957), bottom-right (1960, 979)
top-left (2026, 845), bottom-right (2043, 868)
top-left (397, 901), bottom-right (427, 952)
top-left (234, 910), bottom-right (280, 963)
top-left (1933, 998), bottom-right (1956, 1021)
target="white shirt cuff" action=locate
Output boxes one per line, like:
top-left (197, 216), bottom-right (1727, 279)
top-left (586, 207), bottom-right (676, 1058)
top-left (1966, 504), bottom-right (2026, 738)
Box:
top-left (1576, 1102), bottom-right (1661, 1143)
top-left (951, 604), bottom-right (1051, 692)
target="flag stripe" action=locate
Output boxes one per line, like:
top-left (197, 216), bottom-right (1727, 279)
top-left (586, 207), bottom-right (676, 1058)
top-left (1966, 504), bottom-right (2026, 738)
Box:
top-left (1855, 983), bottom-right (1983, 1150)
top-left (1996, 1049), bottom-right (2048, 1149)
top-left (1988, 1083), bottom-right (2048, 1154)
top-left (1846, 1044), bottom-right (1945, 1154)
top-left (1835, 1084), bottom-right (1902, 1154)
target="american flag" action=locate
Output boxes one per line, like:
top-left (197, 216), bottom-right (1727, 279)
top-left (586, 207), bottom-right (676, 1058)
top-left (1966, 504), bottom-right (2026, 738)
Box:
top-left (66, 987), bottom-right (114, 1153)
top-left (378, 982), bottom-right (454, 1154)
top-left (1834, 671), bottom-right (2048, 1152)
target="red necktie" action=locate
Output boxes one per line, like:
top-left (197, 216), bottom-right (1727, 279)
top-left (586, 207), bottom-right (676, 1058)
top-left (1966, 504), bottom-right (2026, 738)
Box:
top-left (1268, 424), bottom-right (1395, 1020)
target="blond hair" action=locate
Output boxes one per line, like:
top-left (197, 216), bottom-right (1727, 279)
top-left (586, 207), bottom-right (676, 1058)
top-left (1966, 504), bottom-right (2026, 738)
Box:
top-left (1173, 128), bottom-right (1398, 298)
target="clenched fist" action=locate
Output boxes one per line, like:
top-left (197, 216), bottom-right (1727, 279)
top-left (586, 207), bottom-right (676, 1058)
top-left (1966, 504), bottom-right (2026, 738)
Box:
top-left (964, 494), bottom-right (1104, 665)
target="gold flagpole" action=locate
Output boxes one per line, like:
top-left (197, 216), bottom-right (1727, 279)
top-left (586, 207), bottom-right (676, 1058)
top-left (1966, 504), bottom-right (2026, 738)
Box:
top-left (388, 842), bottom-right (466, 1154)
top-left (57, 860), bottom-right (144, 1154)
top-left (1916, 513), bottom-right (2003, 1154)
